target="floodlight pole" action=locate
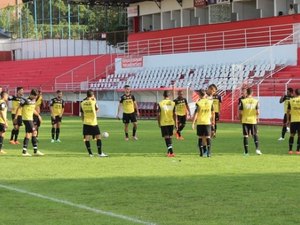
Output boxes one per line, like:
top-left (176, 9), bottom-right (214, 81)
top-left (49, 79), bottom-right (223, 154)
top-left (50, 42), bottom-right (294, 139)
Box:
top-left (49, 0), bottom-right (53, 38)
top-left (34, 0), bottom-right (38, 39)
top-left (19, 6), bottom-right (23, 39)
top-left (68, 3), bottom-right (71, 39)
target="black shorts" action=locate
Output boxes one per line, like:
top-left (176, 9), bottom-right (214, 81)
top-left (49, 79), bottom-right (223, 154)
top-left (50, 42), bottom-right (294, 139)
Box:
top-left (23, 120), bottom-right (35, 133)
top-left (83, 124), bottom-right (101, 136)
top-left (242, 124), bottom-right (257, 136)
top-left (160, 125), bottom-right (174, 137)
top-left (33, 115), bottom-right (41, 127)
top-left (123, 113), bottom-right (137, 124)
top-left (197, 125), bottom-right (211, 137)
top-left (12, 114), bottom-right (22, 126)
top-left (215, 113), bottom-right (220, 122)
top-left (283, 113), bottom-right (290, 124)
top-left (290, 122), bottom-right (300, 134)
top-left (0, 123), bottom-right (6, 133)
top-left (177, 115), bottom-right (187, 125)
top-left (51, 116), bottom-right (62, 125)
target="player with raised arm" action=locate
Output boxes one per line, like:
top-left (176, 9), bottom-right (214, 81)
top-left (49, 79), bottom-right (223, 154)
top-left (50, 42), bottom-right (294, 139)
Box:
top-left (212, 92), bottom-right (222, 137)
top-left (9, 87), bottom-right (24, 144)
top-left (33, 90), bottom-right (43, 138)
top-left (278, 88), bottom-right (293, 141)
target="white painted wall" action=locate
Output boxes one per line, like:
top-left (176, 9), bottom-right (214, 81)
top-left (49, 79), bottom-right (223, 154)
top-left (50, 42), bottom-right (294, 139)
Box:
top-left (97, 101), bottom-right (119, 118)
top-left (171, 10), bottom-right (181, 28)
top-left (275, 0), bottom-right (287, 16)
top-left (153, 13), bottom-right (162, 30)
top-left (232, 1), bottom-right (260, 20)
top-left (259, 96), bottom-right (283, 119)
top-left (0, 39), bottom-right (116, 60)
top-left (115, 44), bottom-right (297, 72)
top-left (130, 0), bottom-right (291, 28)
top-left (162, 11), bottom-right (174, 29)
top-left (257, 0), bottom-right (274, 17)
top-left (195, 7), bottom-right (209, 25)
top-left (142, 14), bottom-right (152, 31)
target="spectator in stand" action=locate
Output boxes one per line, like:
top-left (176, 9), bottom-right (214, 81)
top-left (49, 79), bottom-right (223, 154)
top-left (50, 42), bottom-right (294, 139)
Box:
top-left (288, 4), bottom-right (295, 15)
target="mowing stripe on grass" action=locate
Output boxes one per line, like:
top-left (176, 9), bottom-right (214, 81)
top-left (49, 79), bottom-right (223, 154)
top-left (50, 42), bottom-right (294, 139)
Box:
top-left (0, 184), bottom-right (156, 225)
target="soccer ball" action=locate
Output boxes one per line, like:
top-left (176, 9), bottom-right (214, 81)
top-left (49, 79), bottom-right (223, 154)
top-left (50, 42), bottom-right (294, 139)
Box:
top-left (102, 132), bottom-right (109, 138)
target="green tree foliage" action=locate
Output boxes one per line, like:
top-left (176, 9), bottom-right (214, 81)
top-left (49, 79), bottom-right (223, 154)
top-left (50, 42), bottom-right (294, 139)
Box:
top-left (0, 0), bottom-right (127, 44)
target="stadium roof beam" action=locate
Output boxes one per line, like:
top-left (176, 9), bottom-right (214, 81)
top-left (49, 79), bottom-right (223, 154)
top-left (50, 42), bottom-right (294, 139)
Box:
top-left (176, 0), bottom-right (182, 7)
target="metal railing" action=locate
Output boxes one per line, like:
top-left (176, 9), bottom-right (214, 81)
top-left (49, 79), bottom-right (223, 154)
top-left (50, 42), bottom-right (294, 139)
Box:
top-left (117, 23), bottom-right (294, 57)
top-left (55, 23), bottom-right (298, 93)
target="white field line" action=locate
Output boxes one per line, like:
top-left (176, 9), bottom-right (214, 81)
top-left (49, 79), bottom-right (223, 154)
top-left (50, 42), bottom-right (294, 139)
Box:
top-left (0, 184), bottom-right (157, 225)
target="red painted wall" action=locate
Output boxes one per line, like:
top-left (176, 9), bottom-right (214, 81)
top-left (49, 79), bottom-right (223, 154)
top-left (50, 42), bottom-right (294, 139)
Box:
top-left (129, 15), bottom-right (300, 42)
top-left (0, 51), bottom-right (12, 61)
top-left (128, 15), bottom-right (300, 54)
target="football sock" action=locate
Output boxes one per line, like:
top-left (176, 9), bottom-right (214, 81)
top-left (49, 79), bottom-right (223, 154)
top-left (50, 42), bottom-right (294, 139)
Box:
top-left (14, 129), bottom-right (19, 142)
top-left (206, 138), bottom-right (211, 156)
top-left (243, 137), bottom-right (249, 154)
top-left (180, 124), bottom-right (185, 131)
top-left (198, 138), bottom-right (203, 156)
top-left (165, 138), bottom-right (173, 154)
top-left (51, 128), bottom-right (55, 139)
top-left (125, 132), bottom-right (129, 138)
top-left (10, 129), bottom-right (15, 141)
top-left (253, 135), bottom-right (259, 149)
top-left (133, 127), bottom-right (137, 137)
top-left (23, 137), bottom-right (29, 153)
top-left (32, 136), bottom-right (38, 153)
top-left (97, 139), bottom-right (102, 155)
top-left (203, 145), bottom-right (207, 155)
top-left (0, 136), bottom-right (3, 150)
top-left (177, 130), bottom-right (181, 137)
top-left (55, 128), bottom-right (60, 140)
top-left (85, 141), bottom-right (93, 155)
top-left (289, 136), bottom-right (294, 151)
top-left (282, 126), bottom-right (287, 138)
top-left (214, 124), bottom-right (217, 133)
top-left (297, 137), bottom-right (300, 151)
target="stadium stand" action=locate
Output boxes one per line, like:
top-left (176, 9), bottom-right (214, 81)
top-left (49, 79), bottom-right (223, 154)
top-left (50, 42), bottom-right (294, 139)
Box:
top-left (0, 55), bottom-right (114, 92)
top-left (89, 62), bottom-right (282, 91)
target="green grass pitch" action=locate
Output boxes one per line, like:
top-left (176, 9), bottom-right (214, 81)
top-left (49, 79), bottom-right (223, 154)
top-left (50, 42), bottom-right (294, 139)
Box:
top-left (0, 116), bottom-right (299, 225)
